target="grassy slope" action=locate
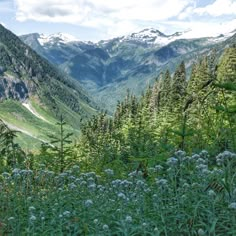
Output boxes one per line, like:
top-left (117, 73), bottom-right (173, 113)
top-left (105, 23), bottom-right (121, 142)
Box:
top-left (0, 99), bottom-right (80, 150)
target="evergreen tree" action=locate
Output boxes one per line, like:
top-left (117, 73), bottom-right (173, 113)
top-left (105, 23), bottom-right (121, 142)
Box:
top-left (0, 120), bottom-right (25, 168)
top-left (160, 70), bottom-right (172, 108)
top-left (43, 116), bottom-right (73, 172)
top-left (171, 61), bottom-right (187, 110)
top-left (214, 45), bottom-right (236, 150)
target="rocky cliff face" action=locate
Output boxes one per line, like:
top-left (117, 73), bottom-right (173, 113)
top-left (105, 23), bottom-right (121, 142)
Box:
top-left (0, 23), bottom-right (98, 128)
top-left (0, 76), bottom-right (29, 101)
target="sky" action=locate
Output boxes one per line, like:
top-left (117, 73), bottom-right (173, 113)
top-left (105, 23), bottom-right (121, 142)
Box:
top-left (0, 0), bottom-right (236, 42)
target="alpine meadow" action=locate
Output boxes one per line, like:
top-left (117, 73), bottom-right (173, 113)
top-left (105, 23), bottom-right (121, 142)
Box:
top-left (0, 0), bottom-right (236, 235)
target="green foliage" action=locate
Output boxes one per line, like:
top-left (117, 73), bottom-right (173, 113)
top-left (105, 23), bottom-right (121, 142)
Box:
top-left (0, 24), bottom-right (97, 132)
top-left (38, 116), bottom-right (74, 172)
top-left (80, 46), bottom-right (236, 170)
top-left (0, 119), bottom-right (25, 169)
top-left (0, 150), bottom-right (236, 235)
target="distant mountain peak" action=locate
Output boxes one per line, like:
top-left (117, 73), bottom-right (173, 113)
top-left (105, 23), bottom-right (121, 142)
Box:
top-left (123, 27), bottom-right (190, 46)
top-left (138, 28), bottom-right (167, 37)
top-left (38, 32), bottom-right (79, 46)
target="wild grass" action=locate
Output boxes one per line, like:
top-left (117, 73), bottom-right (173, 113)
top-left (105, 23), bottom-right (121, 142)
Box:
top-left (0, 150), bottom-right (236, 235)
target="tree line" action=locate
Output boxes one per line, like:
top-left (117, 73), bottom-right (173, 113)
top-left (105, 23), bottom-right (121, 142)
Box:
top-left (0, 45), bottom-right (235, 173)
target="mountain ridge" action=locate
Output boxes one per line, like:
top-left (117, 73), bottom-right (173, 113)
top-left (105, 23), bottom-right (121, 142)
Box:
top-left (23, 27), bottom-right (236, 48)
top-left (20, 27), bottom-right (236, 112)
top-left (0, 24), bottom-right (97, 148)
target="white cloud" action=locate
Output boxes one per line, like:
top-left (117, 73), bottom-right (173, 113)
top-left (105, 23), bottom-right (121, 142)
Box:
top-left (14, 0), bottom-right (192, 36)
top-left (13, 0), bottom-right (236, 39)
top-left (15, 0), bottom-right (90, 23)
top-left (15, 0), bottom-right (192, 22)
top-left (194, 0), bottom-right (236, 16)
top-left (178, 6), bottom-right (195, 20)
top-left (163, 18), bottom-right (236, 38)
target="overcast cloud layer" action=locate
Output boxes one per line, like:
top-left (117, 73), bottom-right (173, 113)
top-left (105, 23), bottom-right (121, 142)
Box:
top-left (11, 0), bottom-right (236, 39)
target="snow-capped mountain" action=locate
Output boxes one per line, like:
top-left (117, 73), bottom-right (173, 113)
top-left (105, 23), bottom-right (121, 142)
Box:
top-left (38, 32), bottom-right (79, 46)
top-left (124, 28), bottom-right (166, 44)
top-left (122, 28), bottom-right (192, 46)
top-left (20, 27), bottom-right (236, 111)
top-left (31, 28), bottom-right (235, 49)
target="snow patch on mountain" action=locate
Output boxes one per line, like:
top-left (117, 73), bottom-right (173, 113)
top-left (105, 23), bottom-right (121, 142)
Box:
top-left (206, 29), bottom-right (236, 43)
top-left (37, 27), bottom-right (236, 48)
top-left (38, 33), bottom-right (79, 46)
top-left (22, 101), bottom-right (50, 123)
top-left (122, 28), bottom-right (193, 46)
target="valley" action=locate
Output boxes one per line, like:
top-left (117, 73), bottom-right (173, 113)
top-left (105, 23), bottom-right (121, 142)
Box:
top-left (21, 28), bottom-right (236, 112)
top-left (0, 24), bottom-right (97, 147)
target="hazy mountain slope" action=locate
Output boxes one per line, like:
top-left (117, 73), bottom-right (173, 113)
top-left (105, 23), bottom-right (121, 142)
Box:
top-left (20, 33), bottom-right (96, 65)
top-left (0, 24), bottom-right (97, 147)
top-left (20, 28), bottom-right (236, 112)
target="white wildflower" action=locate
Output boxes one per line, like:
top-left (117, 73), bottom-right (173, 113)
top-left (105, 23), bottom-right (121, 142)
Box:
top-left (85, 199), bottom-right (93, 207)
top-left (118, 192), bottom-right (126, 200)
top-left (181, 195), bottom-right (187, 202)
top-left (102, 224), bottom-right (109, 230)
top-left (59, 172), bottom-right (68, 178)
top-left (196, 158), bottom-right (207, 165)
top-left (30, 215), bottom-right (37, 221)
top-left (167, 157), bottom-right (178, 166)
top-left (2, 172), bottom-right (10, 178)
top-left (29, 206), bottom-right (36, 211)
top-left (200, 150), bottom-right (209, 159)
top-left (156, 178), bottom-right (168, 186)
top-left (104, 169), bottom-right (114, 176)
top-left (229, 202), bottom-right (236, 209)
top-left (63, 211), bottom-right (71, 217)
top-left (196, 164), bottom-right (208, 172)
top-left (87, 177), bottom-right (95, 184)
top-left (88, 183), bottom-right (96, 191)
top-left (175, 150), bottom-right (186, 159)
top-left (198, 228), bottom-right (205, 236)
top-left (12, 168), bottom-right (20, 174)
top-left (183, 183), bottom-right (190, 189)
top-left (125, 215), bottom-right (132, 223)
top-left (128, 171), bottom-right (137, 177)
top-left (80, 181), bottom-right (87, 186)
top-left (216, 151), bottom-right (236, 166)
top-left (191, 154), bottom-right (200, 161)
top-left (208, 190), bottom-right (216, 197)
top-left (69, 183), bottom-right (77, 190)
top-left (155, 165), bottom-right (163, 171)
top-left (72, 165), bottom-right (80, 172)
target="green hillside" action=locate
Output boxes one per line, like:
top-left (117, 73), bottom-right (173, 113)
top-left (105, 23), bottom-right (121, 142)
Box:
top-left (0, 24), bottom-right (98, 147)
